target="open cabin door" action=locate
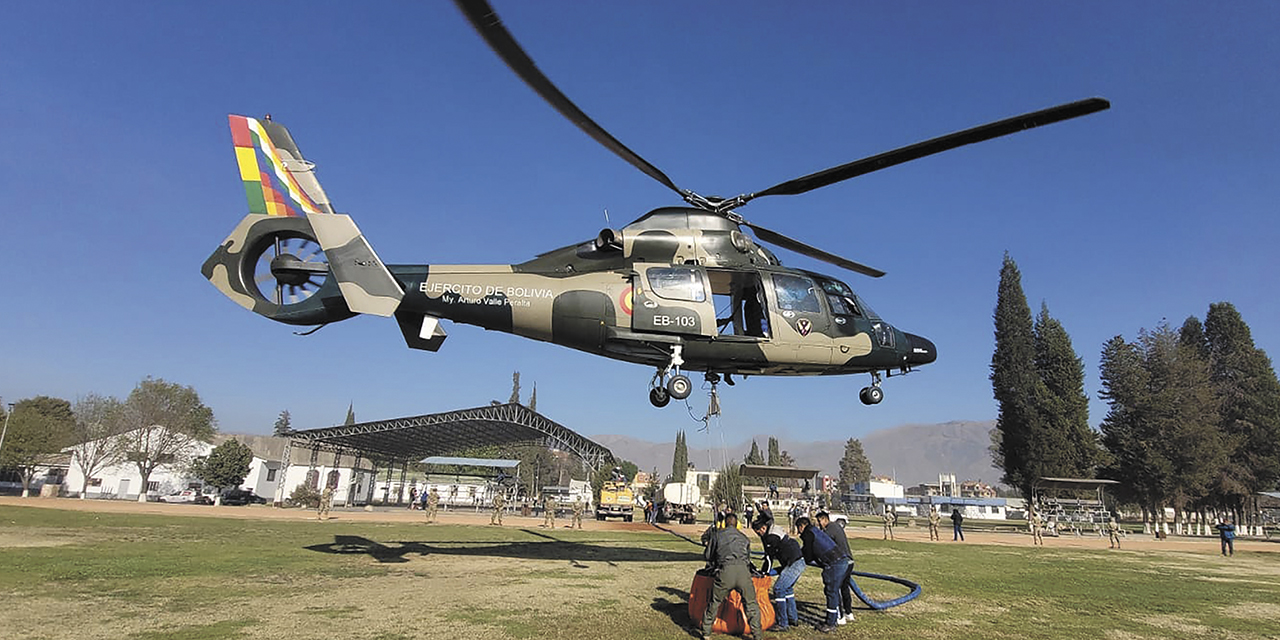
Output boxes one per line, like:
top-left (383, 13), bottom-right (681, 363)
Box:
top-left (630, 263), bottom-right (716, 337)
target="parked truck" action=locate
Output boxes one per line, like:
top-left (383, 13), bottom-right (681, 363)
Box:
top-left (596, 481), bottom-right (635, 521)
top-left (658, 482), bottom-right (701, 524)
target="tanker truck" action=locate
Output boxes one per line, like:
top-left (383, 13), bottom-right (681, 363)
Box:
top-left (658, 482), bottom-right (701, 524)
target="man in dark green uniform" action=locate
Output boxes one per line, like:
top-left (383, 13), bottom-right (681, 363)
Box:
top-left (698, 513), bottom-right (764, 640)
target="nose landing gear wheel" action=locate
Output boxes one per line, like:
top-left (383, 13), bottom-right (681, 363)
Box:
top-left (667, 374), bottom-right (692, 400)
top-left (860, 386), bottom-right (884, 405)
top-left (649, 387), bottom-right (671, 408)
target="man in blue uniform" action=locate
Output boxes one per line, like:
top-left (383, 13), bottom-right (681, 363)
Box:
top-left (1215, 517), bottom-right (1236, 556)
top-left (796, 516), bottom-right (847, 633)
top-left (698, 513), bottom-right (764, 640)
top-left (816, 511), bottom-right (856, 625)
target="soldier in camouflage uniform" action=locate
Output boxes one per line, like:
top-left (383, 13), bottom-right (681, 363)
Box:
top-left (1030, 507), bottom-right (1044, 546)
top-left (572, 497), bottom-right (585, 529)
top-left (928, 507), bottom-right (941, 541)
top-left (883, 507), bottom-right (897, 541)
top-left (425, 487), bottom-right (440, 524)
top-left (490, 491), bottom-right (505, 526)
top-left (542, 494), bottom-right (557, 528)
top-left (317, 485), bottom-right (334, 520)
top-left (1107, 516), bottom-right (1122, 549)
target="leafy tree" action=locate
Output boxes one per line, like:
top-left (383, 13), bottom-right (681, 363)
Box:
top-left (618, 460), bottom-right (639, 481)
top-left (1, 396), bottom-right (75, 496)
top-left (590, 457), bottom-right (639, 503)
top-left (709, 463), bottom-right (743, 512)
top-left (70, 394), bottom-right (126, 499)
top-left (288, 482), bottom-right (321, 508)
top-left (837, 438), bottom-right (872, 491)
top-left (990, 253), bottom-right (1046, 497)
top-left (671, 430), bottom-right (688, 483)
top-left (766, 437), bottom-right (781, 467)
top-left (193, 439), bottom-right (254, 504)
top-left (273, 410), bottom-right (292, 437)
top-left (115, 378), bottom-right (216, 502)
top-left (1099, 324), bottom-right (1225, 526)
top-left (1204, 302), bottom-right (1280, 504)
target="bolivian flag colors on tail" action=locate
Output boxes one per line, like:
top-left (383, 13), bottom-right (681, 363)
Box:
top-left (228, 115), bottom-right (321, 217)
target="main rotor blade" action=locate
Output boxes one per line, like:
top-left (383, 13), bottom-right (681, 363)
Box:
top-left (745, 98), bottom-right (1110, 203)
top-left (454, 0), bottom-right (687, 200)
top-left (741, 221), bottom-right (885, 278)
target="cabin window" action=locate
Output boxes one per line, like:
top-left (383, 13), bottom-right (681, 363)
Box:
top-left (646, 267), bottom-right (706, 303)
top-left (771, 274), bottom-right (821, 314)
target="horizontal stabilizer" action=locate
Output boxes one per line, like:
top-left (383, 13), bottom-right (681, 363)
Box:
top-left (396, 311), bottom-right (448, 352)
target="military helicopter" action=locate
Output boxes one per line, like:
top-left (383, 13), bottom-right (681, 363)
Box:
top-left (202, 0), bottom-right (1108, 408)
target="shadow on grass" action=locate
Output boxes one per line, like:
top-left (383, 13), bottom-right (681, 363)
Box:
top-left (304, 531), bottom-right (703, 564)
top-left (652, 586), bottom-right (697, 637)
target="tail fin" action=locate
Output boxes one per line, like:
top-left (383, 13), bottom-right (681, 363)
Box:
top-left (228, 114), bottom-right (334, 216)
top-left (228, 114), bottom-right (403, 317)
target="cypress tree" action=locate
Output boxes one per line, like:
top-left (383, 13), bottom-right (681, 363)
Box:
top-left (1033, 303), bottom-right (1098, 477)
top-left (766, 437), bottom-right (781, 467)
top-left (837, 438), bottom-right (872, 491)
top-left (671, 430), bottom-right (689, 483)
top-left (990, 253), bottom-right (1046, 497)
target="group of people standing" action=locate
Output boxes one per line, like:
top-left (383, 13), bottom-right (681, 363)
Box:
top-left (696, 500), bottom-right (861, 637)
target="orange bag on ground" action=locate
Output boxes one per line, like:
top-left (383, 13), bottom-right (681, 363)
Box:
top-left (688, 570), bottom-right (775, 635)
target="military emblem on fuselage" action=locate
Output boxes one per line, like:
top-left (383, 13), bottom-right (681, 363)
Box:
top-left (619, 286), bottom-right (633, 316)
top-left (797, 318), bottom-right (812, 336)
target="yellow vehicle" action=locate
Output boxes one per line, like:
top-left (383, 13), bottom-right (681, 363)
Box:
top-left (596, 481), bottom-right (635, 522)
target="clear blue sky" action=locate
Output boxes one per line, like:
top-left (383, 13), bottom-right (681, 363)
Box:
top-left (2, 2), bottom-right (1276, 447)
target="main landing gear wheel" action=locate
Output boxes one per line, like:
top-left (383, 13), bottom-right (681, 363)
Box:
top-left (860, 386), bottom-right (884, 405)
top-left (667, 374), bottom-right (692, 400)
top-left (649, 387), bottom-right (671, 408)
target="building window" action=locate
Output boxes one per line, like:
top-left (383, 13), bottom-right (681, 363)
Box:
top-left (266, 468), bottom-right (277, 482)
top-left (88, 478), bottom-right (102, 487)
top-left (146, 481), bottom-right (160, 492)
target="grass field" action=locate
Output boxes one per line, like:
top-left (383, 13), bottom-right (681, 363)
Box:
top-left (1, 501), bottom-right (1277, 640)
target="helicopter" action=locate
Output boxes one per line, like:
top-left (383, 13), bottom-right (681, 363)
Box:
top-left (202, 0), bottom-right (1109, 408)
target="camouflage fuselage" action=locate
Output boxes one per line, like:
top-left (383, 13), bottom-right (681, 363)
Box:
top-left (393, 263), bottom-right (913, 376)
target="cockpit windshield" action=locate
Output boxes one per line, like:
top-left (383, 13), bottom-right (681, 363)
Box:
top-left (817, 277), bottom-right (879, 319)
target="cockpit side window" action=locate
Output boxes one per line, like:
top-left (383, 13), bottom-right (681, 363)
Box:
top-left (647, 267), bottom-right (706, 302)
top-left (771, 274), bottom-right (821, 314)
top-left (818, 278), bottom-right (861, 317)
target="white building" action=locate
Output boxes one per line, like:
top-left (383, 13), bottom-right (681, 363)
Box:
top-left (853, 476), bottom-right (905, 500)
top-left (62, 430), bottom-right (284, 502)
top-left (278, 460), bottom-right (378, 507)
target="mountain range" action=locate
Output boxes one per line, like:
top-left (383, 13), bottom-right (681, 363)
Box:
top-left (589, 420), bottom-right (1002, 488)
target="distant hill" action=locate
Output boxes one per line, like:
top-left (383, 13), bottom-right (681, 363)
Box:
top-left (590, 420), bottom-right (1001, 488)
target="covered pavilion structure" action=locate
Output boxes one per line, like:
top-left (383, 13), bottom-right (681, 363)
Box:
top-left (276, 403), bottom-right (614, 505)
